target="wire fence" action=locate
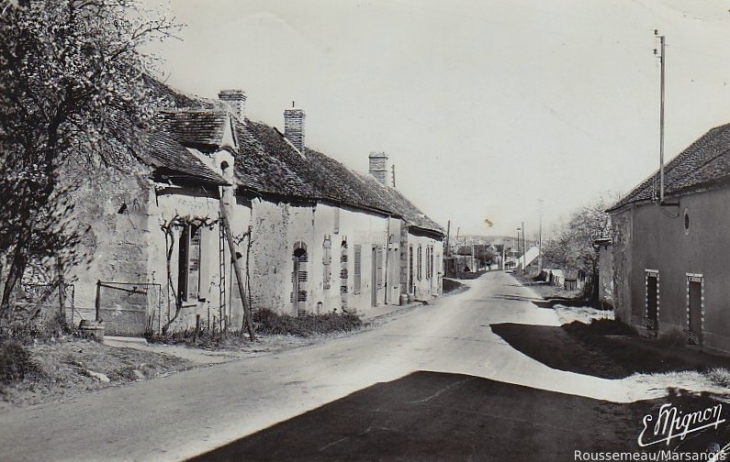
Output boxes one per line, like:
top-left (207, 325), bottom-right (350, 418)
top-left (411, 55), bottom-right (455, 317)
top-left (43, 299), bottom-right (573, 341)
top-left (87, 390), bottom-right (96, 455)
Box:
top-left (8, 283), bottom-right (75, 326)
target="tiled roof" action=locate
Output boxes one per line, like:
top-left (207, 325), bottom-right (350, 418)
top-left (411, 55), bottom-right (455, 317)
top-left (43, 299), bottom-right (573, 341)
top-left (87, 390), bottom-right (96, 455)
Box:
top-left (158, 110), bottom-right (230, 149)
top-left (144, 75), bottom-right (218, 111)
top-left (140, 131), bottom-right (228, 186)
top-left (232, 119), bottom-right (444, 234)
top-left (154, 88), bottom-right (444, 236)
top-left (354, 173), bottom-right (445, 234)
top-left (110, 76), bottom-right (228, 186)
top-left (609, 123), bottom-right (730, 211)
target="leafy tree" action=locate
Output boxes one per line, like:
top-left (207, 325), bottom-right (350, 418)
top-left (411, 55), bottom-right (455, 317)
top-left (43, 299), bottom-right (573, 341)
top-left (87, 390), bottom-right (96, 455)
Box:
top-left (542, 196), bottom-right (612, 301)
top-left (0, 0), bottom-right (178, 318)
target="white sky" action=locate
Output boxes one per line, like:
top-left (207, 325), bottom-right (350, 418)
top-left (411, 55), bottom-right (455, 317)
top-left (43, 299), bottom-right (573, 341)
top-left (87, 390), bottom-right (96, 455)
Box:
top-left (141, 0), bottom-right (730, 238)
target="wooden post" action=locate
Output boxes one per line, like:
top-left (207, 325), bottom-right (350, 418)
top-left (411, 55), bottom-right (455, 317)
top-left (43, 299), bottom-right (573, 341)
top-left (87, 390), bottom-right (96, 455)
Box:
top-left (95, 280), bottom-right (101, 322)
top-left (445, 220), bottom-right (451, 256)
top-left (194, 314), bottom-right (200, 342)
top-left (57, 257), bottom-right (65, 319)
top-left (220, 199), bottom-right (256, 341)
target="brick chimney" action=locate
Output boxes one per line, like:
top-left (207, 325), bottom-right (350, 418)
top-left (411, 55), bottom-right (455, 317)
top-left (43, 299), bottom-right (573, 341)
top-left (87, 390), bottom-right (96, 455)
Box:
top-left (218, 89), bottom-right (246, 120)
top-left (284, 105), bottom-right (305, 154)
top-left (369, 151), bottom-right (389, 185)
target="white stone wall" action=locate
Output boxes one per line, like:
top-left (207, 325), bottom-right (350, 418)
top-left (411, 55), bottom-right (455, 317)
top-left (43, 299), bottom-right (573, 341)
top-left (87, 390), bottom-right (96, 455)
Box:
top-left (248, 200), bottom-right (412, 315)
top-left (408, 233), bottom-right (444, 300)
top-left (65, 169), bottom-right (154, 326)
top-left (63, 161), bottom-right (442, 335)
top-left (147, 187), bottom-right (229, 333)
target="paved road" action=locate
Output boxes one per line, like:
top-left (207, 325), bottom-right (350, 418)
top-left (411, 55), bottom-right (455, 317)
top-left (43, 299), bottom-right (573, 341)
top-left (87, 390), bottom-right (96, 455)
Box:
top-left (0, 272), bottom-right (663, 462)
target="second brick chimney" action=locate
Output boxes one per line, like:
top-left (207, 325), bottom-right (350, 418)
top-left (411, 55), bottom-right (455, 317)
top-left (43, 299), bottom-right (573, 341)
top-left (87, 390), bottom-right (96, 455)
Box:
top-left (218, 89), bottom-right (247, 120)
top-left (284, 104), bottom-right (306, 154)
top-left (369, 151), bottom-right (389, 185)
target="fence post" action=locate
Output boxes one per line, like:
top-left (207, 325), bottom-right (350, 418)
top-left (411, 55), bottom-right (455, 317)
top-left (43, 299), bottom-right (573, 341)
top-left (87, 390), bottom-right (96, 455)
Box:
top-left (57, 257), bottom-right (66, 320)
top-left (95, 280), bottom-right (101, 321)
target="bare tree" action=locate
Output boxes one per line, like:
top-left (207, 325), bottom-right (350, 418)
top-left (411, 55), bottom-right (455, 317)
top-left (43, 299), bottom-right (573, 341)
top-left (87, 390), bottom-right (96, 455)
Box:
top-left (542, 196), bottom-right (613, 301)
top-left (0, 1), bottom-right (179, 318)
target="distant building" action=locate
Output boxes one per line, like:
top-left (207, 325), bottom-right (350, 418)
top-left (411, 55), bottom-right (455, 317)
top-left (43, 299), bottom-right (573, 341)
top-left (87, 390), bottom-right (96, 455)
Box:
top-left (594, 238), bottom-right (613, 308)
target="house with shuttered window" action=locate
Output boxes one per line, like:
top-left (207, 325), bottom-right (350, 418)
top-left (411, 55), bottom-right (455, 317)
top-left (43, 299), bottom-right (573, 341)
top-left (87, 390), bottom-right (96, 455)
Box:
top-left (60, 82), bottom-right (444, 336)
top-left (609, 122), bottom-right (730, 355)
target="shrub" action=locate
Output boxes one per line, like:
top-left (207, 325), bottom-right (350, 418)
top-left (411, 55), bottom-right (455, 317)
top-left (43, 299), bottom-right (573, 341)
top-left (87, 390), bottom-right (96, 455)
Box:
top-left (707, 368), bottom-right (730, 388)
top-left (146, 324), bottom-right (250, 349)
top-left (145, 309), bottom-right (364, 345)
top-left (0, 341), bottom-right (44, 384)
top-left (0, 310), bottom-right (72, 345)
top-left (254, 308), bottom-right (363, 337)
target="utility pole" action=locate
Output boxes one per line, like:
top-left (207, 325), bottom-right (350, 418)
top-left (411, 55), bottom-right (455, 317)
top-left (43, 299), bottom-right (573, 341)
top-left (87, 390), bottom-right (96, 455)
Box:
top-left (501, 238), bottom-right (505, 270)
top-left (522, 221), bottom-right (527, 273)
top-left (538, 200), bottom-right (543, 275)
top-left (455, 227), bottom-right (460, 277)
top-left (654, 30), bottom-right (666, 203)
top-left (515, 228), bottom-right (520, 272)
top-left (445, 220), bottom-right (451, 256)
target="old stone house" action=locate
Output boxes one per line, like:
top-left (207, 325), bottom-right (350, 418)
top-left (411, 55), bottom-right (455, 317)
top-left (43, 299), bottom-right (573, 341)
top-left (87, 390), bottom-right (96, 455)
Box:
top-left (61, 85), bottom-right (444, 336)
top-left (608, 122), bottom-right (730, 355)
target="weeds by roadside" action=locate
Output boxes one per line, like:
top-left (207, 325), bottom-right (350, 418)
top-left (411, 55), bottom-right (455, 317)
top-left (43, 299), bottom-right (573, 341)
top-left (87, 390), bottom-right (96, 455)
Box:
top-left (145, 308), bottom-right (366, 349)
top-left (0, 341), bottom-right (44, 384)
top-left (706, 368), bottom-right (730, 388)
top-left (254, 309), bottom-right (364, 337)
top-left (0, 311), bottom-right (197, 411)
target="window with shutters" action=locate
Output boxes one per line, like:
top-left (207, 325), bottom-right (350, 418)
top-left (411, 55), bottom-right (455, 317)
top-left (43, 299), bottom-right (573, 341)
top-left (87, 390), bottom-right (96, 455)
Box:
top-left (323, 235), bottom-right (332, 289)
top-left (376, 245), bottom-right (383, 289)
top-left (178, 224), bottom-right (202, 302)
top-left (417, 244), bottom-right (423, 280)
top-left (354, 244), bottom-right (362, 294)
top-left (340, 238), bottom-right (348, 295)
top-left (292, 243), bottom-right (308, 304)
top-left (425, 246), bottom-right (431, 279)
top-left (428, 245), bottom-right (434, 279)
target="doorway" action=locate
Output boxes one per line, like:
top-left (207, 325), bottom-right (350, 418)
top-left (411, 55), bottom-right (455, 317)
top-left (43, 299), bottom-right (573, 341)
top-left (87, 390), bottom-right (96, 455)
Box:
top-left (687, 276), bottom-right (703, 345)
top-left (292, 242), bottom-right (308, 315)
top-left (645, 270), bottom-right (659, 331)
top-left (372, 245), bottom-right (382, 307)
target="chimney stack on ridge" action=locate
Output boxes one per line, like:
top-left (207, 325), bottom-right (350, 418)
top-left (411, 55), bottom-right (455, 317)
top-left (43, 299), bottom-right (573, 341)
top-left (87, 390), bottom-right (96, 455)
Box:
top-left (369, 151), bottom-right (389, 185)
top-left (284, 104), bottom-right (306, 154)
top-left (218, 89), bottom-right (246, 120)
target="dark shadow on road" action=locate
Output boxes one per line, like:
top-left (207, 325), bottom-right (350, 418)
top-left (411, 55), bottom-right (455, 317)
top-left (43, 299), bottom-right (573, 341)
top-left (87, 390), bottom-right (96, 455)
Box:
top-left (531, 300), bottom-right (557, 309)
top-left (491, 321), bottom-right (730, 380)
top-left (185, 371), bottom-right (727, 462)
top-left (489, 294), bottom-right (542, 304)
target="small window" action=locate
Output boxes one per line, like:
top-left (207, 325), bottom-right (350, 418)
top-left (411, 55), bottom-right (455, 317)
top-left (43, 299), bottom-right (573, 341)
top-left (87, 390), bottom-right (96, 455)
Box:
top-left (683, 208), bottom-right (690, 234)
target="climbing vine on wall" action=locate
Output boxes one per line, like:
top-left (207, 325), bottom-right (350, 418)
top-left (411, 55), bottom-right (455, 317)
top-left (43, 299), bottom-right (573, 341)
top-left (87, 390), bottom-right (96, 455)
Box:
top-left (159, 215), bottom-right (217, 334)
